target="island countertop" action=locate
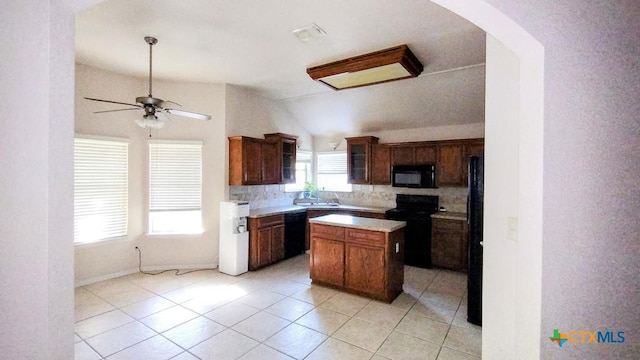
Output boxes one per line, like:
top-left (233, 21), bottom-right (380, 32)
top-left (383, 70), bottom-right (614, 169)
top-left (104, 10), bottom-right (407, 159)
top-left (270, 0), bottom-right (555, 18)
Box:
top-left (309, 214), bottom-right (406, 233)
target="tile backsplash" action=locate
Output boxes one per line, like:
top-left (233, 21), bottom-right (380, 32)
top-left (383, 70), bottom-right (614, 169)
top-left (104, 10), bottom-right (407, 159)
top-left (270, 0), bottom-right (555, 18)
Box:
top-left (230, 184), bottom-right (468, 213)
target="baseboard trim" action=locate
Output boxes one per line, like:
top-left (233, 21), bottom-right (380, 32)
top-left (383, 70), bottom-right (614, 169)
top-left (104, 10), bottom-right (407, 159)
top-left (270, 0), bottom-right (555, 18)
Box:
top-left (140, 263), bottom-right (218, 272)
top-left (75, 262), bottom-right (219, 287)
top-left (75, 268), bottom-right (139, 287)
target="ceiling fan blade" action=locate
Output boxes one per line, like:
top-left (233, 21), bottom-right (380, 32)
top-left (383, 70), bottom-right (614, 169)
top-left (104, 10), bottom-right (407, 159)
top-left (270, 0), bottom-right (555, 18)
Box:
top-left (94, 108), bottom-right (142, 114)
top-left (159, 100), bottom-right (182, 108)
top-left (85, 97), bottom-right (141, 108)
top-left (164, 108), bottom-right (211, 121)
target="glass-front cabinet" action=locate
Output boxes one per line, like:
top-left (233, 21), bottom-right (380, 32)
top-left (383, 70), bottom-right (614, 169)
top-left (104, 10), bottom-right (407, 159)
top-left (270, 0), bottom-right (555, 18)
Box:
top-left (345, 136), bottom-right (379, 184)
top-left (265, 133), bottom-right (298, 184)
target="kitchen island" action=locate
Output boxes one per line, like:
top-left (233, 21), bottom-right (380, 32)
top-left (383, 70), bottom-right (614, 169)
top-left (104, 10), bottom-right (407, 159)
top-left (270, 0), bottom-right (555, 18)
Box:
top-left (308, 214), bottom-right (406, 303)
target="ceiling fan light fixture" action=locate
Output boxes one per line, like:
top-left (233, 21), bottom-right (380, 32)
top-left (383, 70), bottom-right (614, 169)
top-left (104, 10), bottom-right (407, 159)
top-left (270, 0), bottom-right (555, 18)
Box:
top-left (306, 45), bottom-right (423, 90)
top-left (135, 114), bottom-right (165, 129)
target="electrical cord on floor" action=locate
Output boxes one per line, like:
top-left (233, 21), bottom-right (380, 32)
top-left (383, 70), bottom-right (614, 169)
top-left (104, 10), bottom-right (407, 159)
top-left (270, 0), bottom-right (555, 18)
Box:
top-left (135, 246), bottom-right (217, 276)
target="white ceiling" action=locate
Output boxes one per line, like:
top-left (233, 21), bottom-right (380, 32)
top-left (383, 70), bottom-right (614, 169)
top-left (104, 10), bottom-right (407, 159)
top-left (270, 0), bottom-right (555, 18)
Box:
top-left (75, 0), bottom-right (486, 136)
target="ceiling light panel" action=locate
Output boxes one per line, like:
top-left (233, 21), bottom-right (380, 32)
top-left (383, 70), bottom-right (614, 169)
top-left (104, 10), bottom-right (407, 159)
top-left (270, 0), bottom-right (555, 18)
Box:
top-left (307, 45), bottom-right (424, 90)
top-left (292, 23), bottom-right (327, 42)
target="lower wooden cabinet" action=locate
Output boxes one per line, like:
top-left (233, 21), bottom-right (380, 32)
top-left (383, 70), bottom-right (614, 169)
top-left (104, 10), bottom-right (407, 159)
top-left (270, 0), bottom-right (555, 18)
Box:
top-left (431, 217), bottom-right (468, 271)
top-left (249, 215), bottom-right (285, 270)
top-left (309, 223), bottom-right (404, 302)
top-left (305, 209), bottom-right (386, 251)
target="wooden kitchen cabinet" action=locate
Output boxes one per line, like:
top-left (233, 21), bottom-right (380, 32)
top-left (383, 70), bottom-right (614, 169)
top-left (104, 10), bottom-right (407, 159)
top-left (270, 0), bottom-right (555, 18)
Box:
top-left (431, 217), bottom-right (468, 271)
top-left (389, 143), bottom-right (437, 166)
top-left (390, 145), bottom-right (415, 165)
top-left (437, 142), bottom-right (466, 186)
top-left (229, 136), bottom-right (263, 185)
top-left (371, 144), bottom-right (391, 185)
top-left (229, 133), bottom-right (298, 186)
top-left (463, 139), bottom-right (484, 185)
top-left (415, 144), bottom-right (437, 164)
top-left (261, 140), bottom-right (279, 184)
top-left (305, 208), bottom-right (386, 251)
top-left (346, 136), bottom-right (378, 184)
top-left (310, 225), bottom-right (345, 287)
top-left (264, 133), bottom-right (298, 184)
top-left (248, 214), bottom-right (285, 270)
top-left (309, 220), bottom-right (404, 302)
top-left (436, 139), bottom-right (484, 187)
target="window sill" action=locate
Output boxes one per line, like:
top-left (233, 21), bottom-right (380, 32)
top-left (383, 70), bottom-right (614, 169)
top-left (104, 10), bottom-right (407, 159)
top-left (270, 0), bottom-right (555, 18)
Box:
top-left (145, 232), bottom-right (204, 238)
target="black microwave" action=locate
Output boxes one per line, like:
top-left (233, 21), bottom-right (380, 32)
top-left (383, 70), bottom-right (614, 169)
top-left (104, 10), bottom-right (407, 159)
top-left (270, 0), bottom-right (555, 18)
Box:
top-left (391, 164), bottom-right (437, 188)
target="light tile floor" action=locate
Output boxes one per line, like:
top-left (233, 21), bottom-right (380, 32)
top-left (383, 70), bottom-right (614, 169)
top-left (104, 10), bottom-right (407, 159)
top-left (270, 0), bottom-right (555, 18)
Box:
top-left (75, 254), bottom-right (481, 360)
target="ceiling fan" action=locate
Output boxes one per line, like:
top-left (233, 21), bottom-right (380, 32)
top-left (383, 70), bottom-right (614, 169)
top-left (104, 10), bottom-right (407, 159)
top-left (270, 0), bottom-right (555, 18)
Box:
top-left (85, 36), bottom-right (211, 129)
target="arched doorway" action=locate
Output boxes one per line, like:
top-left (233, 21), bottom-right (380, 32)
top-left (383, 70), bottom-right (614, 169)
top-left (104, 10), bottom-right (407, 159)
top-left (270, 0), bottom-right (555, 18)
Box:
top-left (58, 0), bottom-right (544, 357)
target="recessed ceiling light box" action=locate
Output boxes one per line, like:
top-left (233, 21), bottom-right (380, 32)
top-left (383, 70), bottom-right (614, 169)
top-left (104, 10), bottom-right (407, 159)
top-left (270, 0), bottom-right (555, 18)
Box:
top-left (307, 45), bottom-right (423, 90)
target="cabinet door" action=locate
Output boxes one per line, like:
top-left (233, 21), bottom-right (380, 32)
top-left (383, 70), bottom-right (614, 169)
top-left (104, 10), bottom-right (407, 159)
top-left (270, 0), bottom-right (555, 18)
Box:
top-left (271, 224), bottom-right (285, 263)
top-left (345, 243), bottom-right (385, 296)
top-left (261, 141), bottom-right (279, 184)
top-left (256, 227), bottom-right (272, 268)
top-left (431, 219), bottom-right (467, 271)
top-left (390, 146), bottom-right (414, 166)
top-left (348, 142), bottom-right (369, 184)
top-left (281, 139), bottom-right (297, 184)
top-left (371, 144), bottom-right (391, 185)
top-left (437, 144), bottom-right (465, 186)
top-left (311, 237), bottom-right (345, 287)
top-left (243, 139), bottom-right (262, 184)
top-left (415, 145), bottom-right (437, 164)
top-left (463, 140), bottom-right (484, 185)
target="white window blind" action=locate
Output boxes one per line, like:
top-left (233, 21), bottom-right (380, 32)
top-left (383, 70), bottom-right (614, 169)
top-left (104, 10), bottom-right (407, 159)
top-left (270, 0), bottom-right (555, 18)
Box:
top-left (74, 136), bottom-right (128, 244)
top-left (317, 152), bottom-right (347, 174)
top-left (148, 140), bottom-right (203, 234)
top-left (317, 152), bottom-right (352, 192)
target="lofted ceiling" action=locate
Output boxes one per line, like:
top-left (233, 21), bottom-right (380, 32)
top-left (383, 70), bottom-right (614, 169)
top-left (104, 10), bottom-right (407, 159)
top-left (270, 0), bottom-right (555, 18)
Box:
top-left (75, 0), bottom-right (486, 137)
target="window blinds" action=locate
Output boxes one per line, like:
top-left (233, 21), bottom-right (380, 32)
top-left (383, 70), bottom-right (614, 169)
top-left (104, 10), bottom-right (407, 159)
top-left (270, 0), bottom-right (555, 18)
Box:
top-left (317, 152), bottom-right (347, 174)
top-left (74, 137), bottom-right (128, 243)
top-left (149, 141), bottom-right (202, 212)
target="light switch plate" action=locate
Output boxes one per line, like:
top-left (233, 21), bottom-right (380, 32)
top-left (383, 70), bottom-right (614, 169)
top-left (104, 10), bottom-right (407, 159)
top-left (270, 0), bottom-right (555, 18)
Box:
top-left (507, 217), bottom-right (518, 241)
top-left (395, 242), bottom-right (399, 253)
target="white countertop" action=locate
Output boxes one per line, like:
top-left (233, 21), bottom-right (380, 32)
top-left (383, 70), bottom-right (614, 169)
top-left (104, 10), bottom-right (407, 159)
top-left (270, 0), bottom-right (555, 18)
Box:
top-left (309, 214), bottom-right (406, 233)
top-left (249, 204), bottom-right (390, 218)
top-left (431, 211), bottom-right (467, 221)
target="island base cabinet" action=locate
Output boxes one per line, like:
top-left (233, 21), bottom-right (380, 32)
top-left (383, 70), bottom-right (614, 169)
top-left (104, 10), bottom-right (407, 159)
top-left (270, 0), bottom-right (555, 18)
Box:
top-left (309, 223), bottom-right (404, 303)
top-left (310, 238), bottom-right (345, 287)
top-left (345, 244), bottom-right (385, 296)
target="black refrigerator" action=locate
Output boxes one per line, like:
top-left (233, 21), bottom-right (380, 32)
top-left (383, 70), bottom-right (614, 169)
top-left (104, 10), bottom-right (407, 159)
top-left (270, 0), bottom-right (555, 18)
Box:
top-left (467, 155), bottom-right (483, 326)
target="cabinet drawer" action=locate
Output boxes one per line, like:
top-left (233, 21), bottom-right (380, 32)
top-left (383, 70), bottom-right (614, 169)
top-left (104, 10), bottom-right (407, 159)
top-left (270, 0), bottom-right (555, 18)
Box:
top-left (346, 229), bottom-right (385, 247)
top-left (257, 214), bottom-right (284, 228)
top-left (433, 218), bottom-right (465, 231)
top-left (311, 224), bottom-right (345, 240)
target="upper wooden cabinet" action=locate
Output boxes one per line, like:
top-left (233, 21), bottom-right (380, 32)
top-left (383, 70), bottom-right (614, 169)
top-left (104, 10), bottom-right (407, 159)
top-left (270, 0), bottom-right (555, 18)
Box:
top-left (346, 136), bottom-right (378, 184)
top-left (437, 142), bottom-right (466, 186)
top-left (228, 133), bottom-right (298, 185)
top-left (265, 133), bottom-right (298, 184)
top-left (371, 144), bottom-right (391, 185)
top-left (389, 143), bottom-right (437, 166)
top-left (436, 139), bottom-right (485, 187)
top-left (346, 137), bottom-right (482, 187)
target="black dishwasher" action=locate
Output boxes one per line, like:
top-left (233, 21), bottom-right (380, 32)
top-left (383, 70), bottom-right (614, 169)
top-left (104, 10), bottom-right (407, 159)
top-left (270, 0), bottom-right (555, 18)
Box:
top-left (284, 211), bottom-right (307, 258)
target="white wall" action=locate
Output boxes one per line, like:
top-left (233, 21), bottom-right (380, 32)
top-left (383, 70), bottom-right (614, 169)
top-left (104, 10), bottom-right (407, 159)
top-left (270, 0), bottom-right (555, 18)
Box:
top-left (2, 0), bottom-right (638, 358)
top-left (225, 84), bottom-right (313, 151)
top-left (483, 34), bottom-right (521, 358)
top-left (74, 64), bottom-right (226, 284)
